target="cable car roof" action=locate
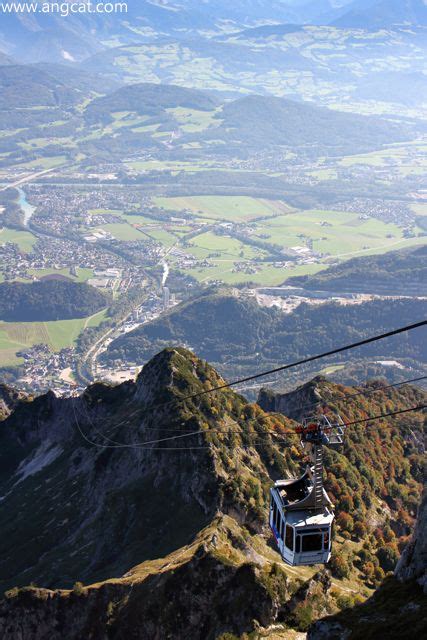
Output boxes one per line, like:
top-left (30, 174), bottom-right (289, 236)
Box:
top-left (282, 508), bottom-right (334, 529)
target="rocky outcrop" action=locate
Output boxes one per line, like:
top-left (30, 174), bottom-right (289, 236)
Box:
top-left (258, 377), bottom-right (329, 420)
top-left (395, 490), bottom-right (427, 592)
top-left (0, 384), bottom-right (28, 421)
top-left (0, 348), bottom-right (293, 593)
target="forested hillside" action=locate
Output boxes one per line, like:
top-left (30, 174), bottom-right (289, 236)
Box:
top-left (0, 65), bottom-right (80, 109)
top-left (201, 94), bottom-right (417, 156)
top-left (285, 245), bottom-right (427, 295)
top-left (85, 82), bottom-right (218, 125)
top-left (0, 281), bottom-right (109, 322)
top-left (103, 293), bottom-right (427, 378)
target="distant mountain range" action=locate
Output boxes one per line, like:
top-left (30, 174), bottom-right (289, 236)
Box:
top-left (1, 0), bottom-right (425, 64)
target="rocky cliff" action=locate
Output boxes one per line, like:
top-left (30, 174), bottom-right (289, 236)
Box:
top-left (395, 490), bottom-right (427, 592)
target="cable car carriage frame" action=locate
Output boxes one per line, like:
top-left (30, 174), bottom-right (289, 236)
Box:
top-left (270, 413), bottom-right (346, 566)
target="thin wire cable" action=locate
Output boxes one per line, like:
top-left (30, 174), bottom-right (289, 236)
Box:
top-left (71, 400), bottom-right (292, 450)
top-left (76, 322), bottom-right (426, 443)
top-left (72, 399), bottom-right (426, 450)
top-left (73, 376), bottom-right (427, 445)
top-left (267, 374), bottom-right (427, 418)
top-left (168, 320), bottom-right (426, 404)
top-left (337, 404), bottom-right (426, 427)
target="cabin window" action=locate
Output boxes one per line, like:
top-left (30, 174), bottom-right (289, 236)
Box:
top-left (324, 531), bottom-right (330, 550)
top-left (285, 525), bottom-right (294, 551)
top-left (272, 502), bottom-right (277, 527)
top-left (301, 533), bottom-right (323, 552)
top-left (275, 506), bottom-right (280, 532)
top-left (280, 518), bottom-right (285, 541)
top-left (295, 535), bottom-right (301, 553)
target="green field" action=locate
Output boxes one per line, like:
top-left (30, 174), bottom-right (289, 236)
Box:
top-left (411, 203), bottom-right (427, 216)
top-left (88, 208), bottom-right (123, 215)
top-left (165, 205), bottom-right (425, 285)
top-left (339, 142), bottom-right (427, 176)
top-left (154, 195), bottom-right (292, 221)
top-left (181, 260), bottom-right (327, 286)
top-left (257, 209), bottom-right (408, 256)
top-left (14, 155), bottom-right (68, 170)
top-left (185, 231), bottom-right (262, 260)
top-left (121, 213), bottom-right (162, 225)
top-left (0, 308), bottom-right (107, 366)
top-left (126, 160), bottom-right (217, 173)
top-left (101, 223), bottom-right (146, 241)
top-left (166, 106), bottom-right (221, 132)
top-left (0, 227), bottom-right (36, 252)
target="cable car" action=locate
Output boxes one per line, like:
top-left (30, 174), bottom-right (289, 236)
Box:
top-left (269, 413), bottom-right (345, 566)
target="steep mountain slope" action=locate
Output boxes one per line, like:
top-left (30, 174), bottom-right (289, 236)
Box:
top-left (0, 348), bottom-right (425, 638)
top-left (0, 348), bottom-right (298, 593)
top-left (0, 384), bottom-right (27, 421)
top-left (396, 490), bottom-right (427, 590)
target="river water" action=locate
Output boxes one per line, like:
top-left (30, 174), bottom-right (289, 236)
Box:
top-left (17, 188), bottom-right (36, 226)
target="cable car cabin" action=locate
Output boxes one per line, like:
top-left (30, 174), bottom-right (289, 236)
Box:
top-left (269, 413), bottom-right (345, 566)
top-left (270, 480), bottom-right (333, 566)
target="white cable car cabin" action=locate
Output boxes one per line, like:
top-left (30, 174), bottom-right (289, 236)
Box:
top-left (269, 414), bottom-right (345, 567)
top-left (270, 470), bottom-right (333, 566)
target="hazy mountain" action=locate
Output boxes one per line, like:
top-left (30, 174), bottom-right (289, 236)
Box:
top-left (0, 12), bottom-right (106, 62)
top-left (0, 0), bottom-right (396, 65)
top-left (0, 65), bottom-right (80, 109)
top-left (32, 63), bottom-right (121, 95)
top-left (84, 82), bottom-right (218, 124)
top-left (202, 94), bottom-right (420, 155)
top-left (332, 0), bottom-right (427, 28)
top-left (0, 1), bottom-right (314, 63)
top-left (0, 52), bottom-right (13, 65)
